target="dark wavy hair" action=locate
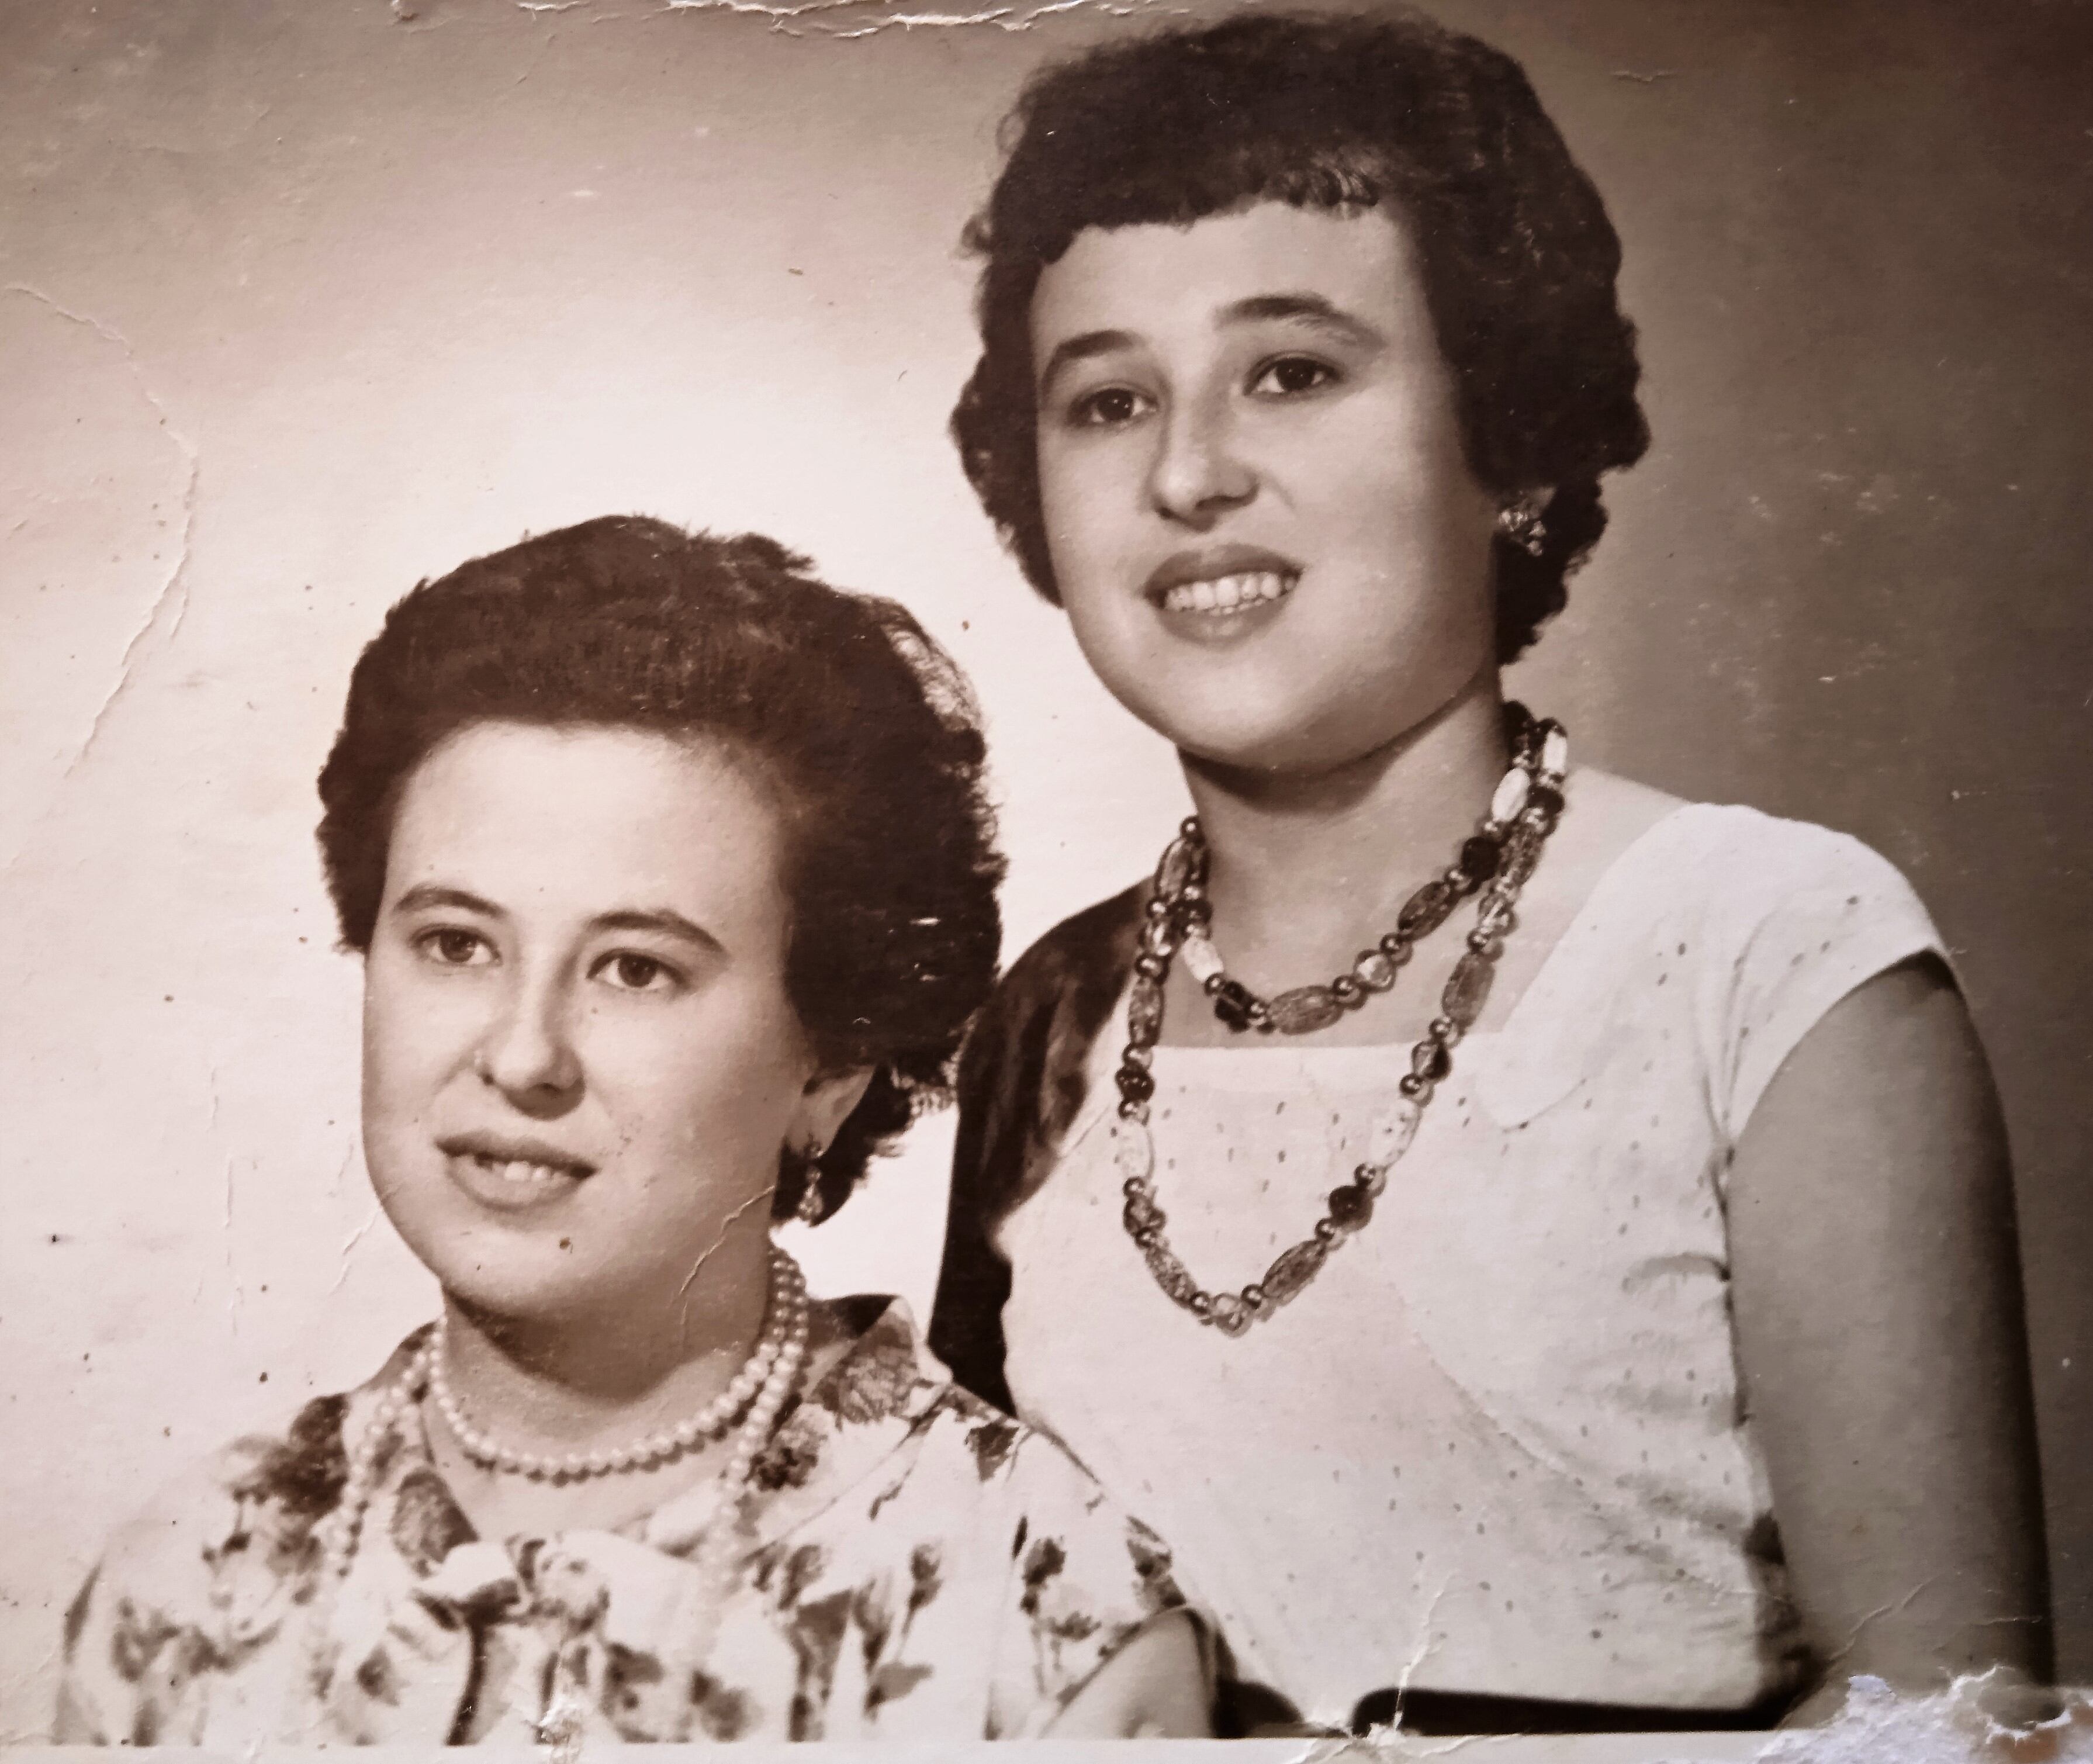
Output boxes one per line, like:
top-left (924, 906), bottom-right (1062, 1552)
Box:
top-left (316, 516), bottom-right (1004, 1222)
top-left (952, 8), bottom-right (1651, 662)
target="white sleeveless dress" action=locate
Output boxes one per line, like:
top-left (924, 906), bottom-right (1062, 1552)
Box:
top-left (994, 804), bottom-right (1944, 1721)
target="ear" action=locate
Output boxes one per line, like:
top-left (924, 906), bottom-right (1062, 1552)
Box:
top-left (795, 1064), bottom-right (876, 1154)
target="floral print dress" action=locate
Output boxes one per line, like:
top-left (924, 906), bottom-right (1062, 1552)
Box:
top-left (57, 1296), bottom-right (1186, 1745)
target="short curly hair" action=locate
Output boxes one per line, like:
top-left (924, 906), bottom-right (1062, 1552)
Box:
top-left (952, 8), bottom-right (1651, 662)
top-left (316, 516), bottom-right (1004, 1222)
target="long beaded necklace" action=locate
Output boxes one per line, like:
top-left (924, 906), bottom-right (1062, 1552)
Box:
top-left (302, 1245), bottom-right (811, 1700)
top-left (1113, 707), bottom-right (1568, 1336)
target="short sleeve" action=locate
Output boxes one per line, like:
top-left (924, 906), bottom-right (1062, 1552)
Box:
top-left (1707, 811), bottom-right (1946, 1143)
top-left (983, 1427), bottom-right (1187, 1738)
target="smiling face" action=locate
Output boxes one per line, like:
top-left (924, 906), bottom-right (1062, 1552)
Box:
top-left (1031, 201), bottom-right (1502, 775)
top-left (361, 720), bottom-right (852, 1329)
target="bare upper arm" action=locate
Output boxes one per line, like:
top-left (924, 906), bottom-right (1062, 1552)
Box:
top-left (1727, 956), bottom-right (2049, 1704)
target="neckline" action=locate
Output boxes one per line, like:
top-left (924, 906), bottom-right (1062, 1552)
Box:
top-left (1139, 799), bottom-right (1703, 1063)
top-left (350, 1293), bottom-right (946, 1562)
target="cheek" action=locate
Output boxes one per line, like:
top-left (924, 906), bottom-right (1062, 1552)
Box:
top-left (360, 959), bottom-right (482, 1138)
top-left (361, 967), bottom-right (433, 1126)
top-left (1038, 435), bottom-right (1134, 582)
top-left (586, 994), bottom-right (807, 1152)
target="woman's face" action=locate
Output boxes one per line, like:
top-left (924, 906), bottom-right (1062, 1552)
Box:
top-left (1030, 201), bottom-right (1501, 776)
top-left (361, 720), bottom-right (845, 1326)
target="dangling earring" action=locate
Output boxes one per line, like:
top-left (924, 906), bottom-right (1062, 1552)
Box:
top-left (795, 1140), bottom-right (827, 1226)
top-left (1496, 493), bottom-right (1549, 559)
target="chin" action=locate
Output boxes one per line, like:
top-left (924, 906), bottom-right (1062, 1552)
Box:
top-left (430, 1249), bottom-right (620, 1330)
top-left (1154, 698), bottom-right (1386, 779)
top-left (373, 1186), bottom-right (584, 1326)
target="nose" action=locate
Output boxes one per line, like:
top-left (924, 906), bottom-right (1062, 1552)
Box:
top-left (475, 973), bottom-right (583, 1115)
top-left (1147, 392), bottom-right (1256, 526)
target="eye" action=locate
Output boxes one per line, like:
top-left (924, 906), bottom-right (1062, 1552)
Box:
top-left (593, 952), bottom-right (682, 995)
top-left (415, 928), bottom-right (493, 968)
top-left (1248, 355), bottom-right (1338, 398)
top-left (1064, 384), bottom-right (1154, 429)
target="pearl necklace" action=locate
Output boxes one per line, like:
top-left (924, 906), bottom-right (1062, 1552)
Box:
top-left (428, 1251), bottom-right (802, 1478)
top-left (302, 1246), bottom-right (811, 1701)
top-left (1113, 707), bottom-right (1568, 1336)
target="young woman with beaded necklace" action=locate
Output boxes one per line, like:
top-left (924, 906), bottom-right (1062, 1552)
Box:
top-left (56, 518), bottom-right (1209, 1744)
top-left (929, 11), bottom-right (2049, 1737)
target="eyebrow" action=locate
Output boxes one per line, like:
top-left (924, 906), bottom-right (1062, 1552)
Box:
top-left (1037, 327), bottom-right (1140, 397)
top-left (1218, 292), bottom-right (1386, 350)
top-left (1037, 294), bottom-right (1386, 396)
top-left (389, 886), bottom-right (722, 954)
top-left (589, 907), bottom-right (723, 954)
top-left (392, 884), bottom-right (504, 919)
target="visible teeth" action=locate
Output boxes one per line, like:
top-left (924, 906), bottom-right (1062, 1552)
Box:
top-left (476, 1155), bottom-right (570, 1185)
top-left (1161, 571), bottom-right (1296, 614)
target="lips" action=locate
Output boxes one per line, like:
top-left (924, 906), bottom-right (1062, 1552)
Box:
top-left (1143, 545), bottom-right (1302, 620)
top-left (438, 1131), bottom-right (595, 1209)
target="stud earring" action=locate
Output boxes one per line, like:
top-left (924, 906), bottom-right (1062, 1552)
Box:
top-left (1496, 493), bottom-right (1549, 559)
top-left (795, 1140), bottom-right (827, 1225)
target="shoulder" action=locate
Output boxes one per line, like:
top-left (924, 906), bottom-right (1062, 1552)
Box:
top-left (1558, 779), bottom-right (1949, 1136)
top-left (104, 1394), bottom-right (349, 1553)
top-left (807, 1294), bottom-right (1143, 1531)
top-left (1651, 800), bottom-right (1942, 988)
top-left (1594, 779), bottom-right (1916, 897)
top-left (952, 883), bottom-right (1144, 1182)
top-left (1545, 772), bottom-right (1935, 947)
top-left (991, 884), bottom-right (1146, 1028)
top-left (66, 1392), bottom-right (351, 1663)
top-left (74, 1332), bottom-right (431, 1625)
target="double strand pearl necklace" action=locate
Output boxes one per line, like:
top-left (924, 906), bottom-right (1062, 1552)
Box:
top-left (302, 1246), bottom-right (811, 1699)
top-left (1112, 708), bottom-right (1569, 1336)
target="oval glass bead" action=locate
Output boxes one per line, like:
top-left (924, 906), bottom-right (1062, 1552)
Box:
top-left (1115, 1122), bottom-right (1154, 1181)
top-left (1458, 832), bottom-right (1503, 881)
top-left (1139, 916), bottom-right (1178, 959)
top-left (1499, 828), bottom-right (1544, 888)
top-left (1127, 976), bottom-right (1165, 1046)
top-left (1540, 725), bottom-right (1570, 779)
top-left (1144, 1244), bottom-right (1201, 1306)
top-left (1179, 934), bottom-right (1226, 984)
top-left (1490, 766), bottom-right (1531, 824)
top-left (1368, 1098), bottom-right (1421, 1167)
top-left (1261, 1239), bottom-right (1329, 1307)
top-left (1156, 836), bottom-right (1201, 899)
top-left (1353, 948), bottom-right (1399, 991)
top-left (1396, 877), bottom-right (1458, 939)
top-left (1268, 985), bottom-right (1344, 1035)
top-left (1208, 1292), bottom-right (1253, 1336)
top-left (1442, 950), bottom-right (1496, 1029)
top-left (1410, 1038), bottom-right (1451, 1082)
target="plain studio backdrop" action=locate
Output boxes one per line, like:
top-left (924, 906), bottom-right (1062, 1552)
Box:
top-left (1, 0), bottom-right (2088, 1737)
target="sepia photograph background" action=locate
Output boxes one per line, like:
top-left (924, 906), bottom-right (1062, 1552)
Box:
top-left (2, 0), bottom-right (2087, 1738)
